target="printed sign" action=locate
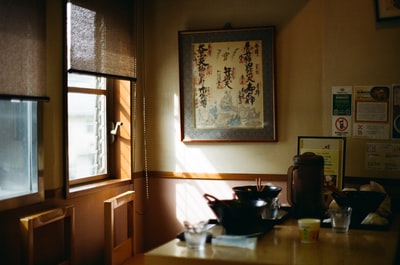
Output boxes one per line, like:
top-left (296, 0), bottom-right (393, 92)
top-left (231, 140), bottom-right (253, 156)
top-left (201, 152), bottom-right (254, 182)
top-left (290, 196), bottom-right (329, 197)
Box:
top-left (332, 86), bottom-right (352, 137)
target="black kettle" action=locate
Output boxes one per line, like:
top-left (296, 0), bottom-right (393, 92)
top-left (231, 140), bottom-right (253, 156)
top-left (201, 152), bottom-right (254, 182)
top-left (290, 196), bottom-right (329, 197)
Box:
top-left (287, 152), bottom-right (326, 218)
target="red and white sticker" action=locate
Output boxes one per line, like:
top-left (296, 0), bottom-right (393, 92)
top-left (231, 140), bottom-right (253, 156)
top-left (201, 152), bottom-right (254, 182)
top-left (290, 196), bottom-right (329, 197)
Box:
top-left (335, 117), bottom-right (348, 131)
top-left (332, 116), bottom-right (350, 136)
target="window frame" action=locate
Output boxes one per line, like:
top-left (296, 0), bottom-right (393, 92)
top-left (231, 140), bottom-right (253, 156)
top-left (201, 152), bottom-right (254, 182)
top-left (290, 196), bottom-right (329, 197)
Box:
top-left (66, 76), bottom-right (110, 185)
top-left (64, 75), bottom-right (133, 197)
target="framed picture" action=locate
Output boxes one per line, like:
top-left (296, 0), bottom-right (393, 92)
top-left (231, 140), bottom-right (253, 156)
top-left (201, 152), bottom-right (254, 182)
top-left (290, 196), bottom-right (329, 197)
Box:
top-left (297, 136), bottom-right (346, 191)
top-left (178, 26), bottom-right (276, 142)
top-left (375, 0), bottom-right (400, 21)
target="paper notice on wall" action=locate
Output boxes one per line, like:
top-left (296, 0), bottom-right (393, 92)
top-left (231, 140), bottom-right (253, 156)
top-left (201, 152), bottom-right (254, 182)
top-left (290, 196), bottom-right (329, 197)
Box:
top-left (332, 86), bottom-right (352, 137)
top-left (353, 85), bottom-right (390, 139)
top-left (366, 143), bottom-right (400, 171)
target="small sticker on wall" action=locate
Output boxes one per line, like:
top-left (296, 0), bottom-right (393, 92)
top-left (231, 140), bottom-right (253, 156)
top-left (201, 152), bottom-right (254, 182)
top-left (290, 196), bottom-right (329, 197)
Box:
top-left (334, 117), bottom-right (349, 132)
top-left (332, 86), bottom-right (352, 137)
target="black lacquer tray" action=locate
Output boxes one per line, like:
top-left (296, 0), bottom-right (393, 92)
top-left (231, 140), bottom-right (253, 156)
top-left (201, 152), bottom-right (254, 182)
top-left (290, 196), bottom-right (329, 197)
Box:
top-left (177, 209), bottom-right (290, 242)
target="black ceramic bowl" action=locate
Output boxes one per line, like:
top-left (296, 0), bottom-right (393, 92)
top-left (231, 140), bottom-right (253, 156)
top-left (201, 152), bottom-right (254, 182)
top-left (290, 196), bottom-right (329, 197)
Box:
top-left (233, 185), bottom-right (282, 202)
top-left (204, 193), bottom-right (266, 235)
top-left (332, 191), bottom-right (386, 224)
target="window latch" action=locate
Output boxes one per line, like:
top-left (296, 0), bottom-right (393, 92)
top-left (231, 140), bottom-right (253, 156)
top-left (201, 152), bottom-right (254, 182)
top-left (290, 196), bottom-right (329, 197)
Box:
top-left (110, 121), bottom-right (123, 143)
top-left (110, 121), bottom-right (123, 135)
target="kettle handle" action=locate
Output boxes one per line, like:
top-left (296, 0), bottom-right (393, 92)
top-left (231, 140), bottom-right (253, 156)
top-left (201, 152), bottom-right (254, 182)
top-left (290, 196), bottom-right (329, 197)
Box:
top-left (287, 165), bottom-right (298, 206)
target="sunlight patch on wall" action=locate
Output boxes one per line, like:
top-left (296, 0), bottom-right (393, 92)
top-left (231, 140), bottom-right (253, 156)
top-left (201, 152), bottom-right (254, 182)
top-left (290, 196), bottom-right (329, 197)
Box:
top-left (173, 93), bottom-right (186, 173)
top-left (175, 180), bottom-right (235, 224)
top-left (174, 93), bottom-right (219, 173)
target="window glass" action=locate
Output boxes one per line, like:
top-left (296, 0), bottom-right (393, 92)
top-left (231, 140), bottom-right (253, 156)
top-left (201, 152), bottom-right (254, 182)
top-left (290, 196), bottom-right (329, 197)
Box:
top-left (67, 72), bottom-right (106, 90)
top-left (67, 73), bottom-right (107, 181)
top-left (0, 100), bottom-right (38, 200)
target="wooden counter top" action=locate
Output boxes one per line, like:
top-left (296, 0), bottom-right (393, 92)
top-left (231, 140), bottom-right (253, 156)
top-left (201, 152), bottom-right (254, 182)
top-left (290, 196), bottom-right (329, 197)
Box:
top-left (145, 216), bottom-right (400, 265)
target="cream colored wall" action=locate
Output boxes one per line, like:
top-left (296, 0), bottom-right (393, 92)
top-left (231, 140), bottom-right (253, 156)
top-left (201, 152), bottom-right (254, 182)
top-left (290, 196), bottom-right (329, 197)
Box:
top-left (144, 0), bottom-right (323, 175)
top-left (322, 0), bottom-right (400, 179)
top-left (144, 0), bottom-right (400, 178)
top-left (142, 0), bottom-right (325, 250)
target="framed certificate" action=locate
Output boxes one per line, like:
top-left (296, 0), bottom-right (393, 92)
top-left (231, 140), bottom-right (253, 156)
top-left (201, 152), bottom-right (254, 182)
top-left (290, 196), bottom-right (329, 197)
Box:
top-left (179, 26), bottom-right (276, 142)
top-left (298, 136), bottom-right (346, 190)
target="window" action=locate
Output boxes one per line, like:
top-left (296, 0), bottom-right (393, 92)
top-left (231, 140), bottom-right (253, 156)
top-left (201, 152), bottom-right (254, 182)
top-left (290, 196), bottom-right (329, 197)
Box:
top-left (66, 73), bottom-right (132, 188)
top-left (0, 100), bottom-right (43, 210)
top-left (65, 0), bottom-right (135, 194)
top-left (0, 0), bottom-right (47, 211)
top-left (67, 73), bottom-right (107, 183)
top-left (64, 0), bottom-right (137, 193)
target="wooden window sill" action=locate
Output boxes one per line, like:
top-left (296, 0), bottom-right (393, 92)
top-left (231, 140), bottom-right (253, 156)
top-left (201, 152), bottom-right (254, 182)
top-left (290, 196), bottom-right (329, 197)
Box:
top-left (68, 178), bottom-right (132, 198)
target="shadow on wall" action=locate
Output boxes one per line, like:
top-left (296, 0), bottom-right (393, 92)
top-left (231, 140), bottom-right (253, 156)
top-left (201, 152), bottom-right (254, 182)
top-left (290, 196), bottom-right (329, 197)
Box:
top-left (181, 0), bottom-right (310, 30)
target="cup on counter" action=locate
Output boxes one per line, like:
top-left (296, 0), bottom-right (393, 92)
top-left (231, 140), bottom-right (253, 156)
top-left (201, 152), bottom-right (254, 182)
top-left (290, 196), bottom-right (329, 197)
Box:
top-left (183, 220), bottom-right (208, 250)
top-left (298, 218), bottom-right (320, 243)
top-left (329, 206), bottom-right (352, 233)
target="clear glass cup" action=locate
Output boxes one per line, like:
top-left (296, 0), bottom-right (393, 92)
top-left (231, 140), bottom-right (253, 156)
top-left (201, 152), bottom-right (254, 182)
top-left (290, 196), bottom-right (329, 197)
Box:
top-left (262, 197), bottom-right (280, 219)
top-left (329, 207), bottom-right (352, 233)
top-left (183, 221), bottom-right (208, 250)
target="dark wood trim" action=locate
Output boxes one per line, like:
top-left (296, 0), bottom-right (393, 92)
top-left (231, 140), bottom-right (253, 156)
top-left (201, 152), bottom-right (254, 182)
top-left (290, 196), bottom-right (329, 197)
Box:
top-left (0, 95), bottom-right (50, 102)
top-left (132, 171), bottom-right (143, 179)
top-left (145, 171), bottom-right (287, 181)
top-left (67, 69), bottom-right (137, 82)
top-left (67, 86), bottom-right (108, 95)
top-left (142, 171), bottom-right (400, 186)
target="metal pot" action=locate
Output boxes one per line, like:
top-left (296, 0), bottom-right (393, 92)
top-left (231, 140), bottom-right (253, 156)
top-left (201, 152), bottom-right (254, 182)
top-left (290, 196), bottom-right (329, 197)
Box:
top-left (203, 193), bottom-right (266, 235)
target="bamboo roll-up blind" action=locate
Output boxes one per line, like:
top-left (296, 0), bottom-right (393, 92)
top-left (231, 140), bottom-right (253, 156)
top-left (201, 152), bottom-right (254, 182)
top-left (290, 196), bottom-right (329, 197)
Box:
top-left (0, 0), bottom-right (48, 100)
top-left (67, 0), bottom-right (137, 80)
